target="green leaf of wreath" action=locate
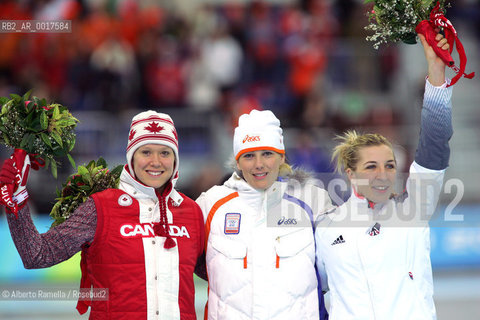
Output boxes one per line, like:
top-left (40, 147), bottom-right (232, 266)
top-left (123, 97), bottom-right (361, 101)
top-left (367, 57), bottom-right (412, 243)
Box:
top-left (40, 133), bottom-right (52, 148)
top-left (51, 160), bottom-right (58, 179)
top-left (51, 131), bottom-right (63, 148)
top-left (40, 110), bottom-right (48, 130)
top-left (67, 153), bottom-right (76, 170)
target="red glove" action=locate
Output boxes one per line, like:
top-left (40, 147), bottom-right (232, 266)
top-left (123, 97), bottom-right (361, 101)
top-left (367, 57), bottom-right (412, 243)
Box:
top-left (0, 149), bottom-right (31, 216)
top-left (415, 20), bottom-right (453, 66)
top-left (415, 1), bottom-right (475, 87)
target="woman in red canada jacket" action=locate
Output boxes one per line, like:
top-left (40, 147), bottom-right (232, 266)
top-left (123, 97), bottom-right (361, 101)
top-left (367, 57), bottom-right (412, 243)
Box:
top-left (0, 111), bottom-right (205, 320)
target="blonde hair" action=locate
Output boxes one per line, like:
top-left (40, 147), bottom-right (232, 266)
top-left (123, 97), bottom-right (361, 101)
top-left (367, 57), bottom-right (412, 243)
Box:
top-left (279, 163), bottom-right (293, 177)
top-left (332, 130), bottom-right (394, 173)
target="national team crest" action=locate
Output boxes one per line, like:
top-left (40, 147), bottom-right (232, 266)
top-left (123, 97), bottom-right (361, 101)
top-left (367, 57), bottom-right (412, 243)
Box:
top-left (118, 194), bottom-right (133, 206)
top-left (368, 222), bottom-right (381, 236)
top-left (224, 213), bottom-right (241, 234)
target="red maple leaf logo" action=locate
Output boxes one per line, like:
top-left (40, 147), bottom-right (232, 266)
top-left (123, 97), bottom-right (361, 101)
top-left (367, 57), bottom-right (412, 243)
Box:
top-left (144, 122), bottom-right (164, 134)
top-left (129, 129), bottom-right (136, 141)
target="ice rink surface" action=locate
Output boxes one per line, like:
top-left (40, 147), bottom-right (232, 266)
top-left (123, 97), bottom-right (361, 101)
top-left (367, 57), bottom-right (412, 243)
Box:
top-left (1, 271), bottom-right (480, 320)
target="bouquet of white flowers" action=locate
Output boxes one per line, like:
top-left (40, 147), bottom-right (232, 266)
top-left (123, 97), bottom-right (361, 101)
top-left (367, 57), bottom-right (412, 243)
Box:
top-left (364, 0), bottom-right (448, 49)
top-left (364, 0), bottom-right (474, 86)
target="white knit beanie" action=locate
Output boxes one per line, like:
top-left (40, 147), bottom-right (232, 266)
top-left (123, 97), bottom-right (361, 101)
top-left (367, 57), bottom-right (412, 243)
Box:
top-left (233, 109), bottom-right (285, 160)
top-left (126, 111), bottom-right (179, 180)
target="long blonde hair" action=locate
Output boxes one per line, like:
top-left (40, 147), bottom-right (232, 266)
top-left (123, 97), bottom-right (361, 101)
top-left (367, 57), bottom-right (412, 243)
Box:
top-left (332, 130), bottom-right (394, 173)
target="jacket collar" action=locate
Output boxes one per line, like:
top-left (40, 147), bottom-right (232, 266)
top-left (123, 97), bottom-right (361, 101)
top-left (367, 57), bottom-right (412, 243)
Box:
top-left (119, 165), bottom-right (183, 206)
top-left (224, 172), bottom-right (254, 193)
top-left (347, 186), bottom-right (388, 219)
top-left (350, 185), bottom-right (383, 210)
top-left (225, 172), bottom-right (284, 192)
top-left (223, 172), bottom-right (286, 207)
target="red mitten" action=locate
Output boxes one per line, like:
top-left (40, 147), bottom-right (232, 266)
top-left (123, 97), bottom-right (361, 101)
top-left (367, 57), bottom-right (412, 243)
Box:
top-left (0, 149), bottom-right (30, 216)
top-left (415, 20), bottom-right (454, 66)
top-left (415, 1), bottom-right (475, 87)
top-left (0, 158), bottom-right (17, 212)
top-left (0, 158), bottom-right (17, 184)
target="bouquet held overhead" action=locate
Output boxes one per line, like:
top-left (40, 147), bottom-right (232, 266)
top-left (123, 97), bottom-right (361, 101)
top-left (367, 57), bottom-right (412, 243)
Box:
top-left (364, 0), bottom-right (474, 86)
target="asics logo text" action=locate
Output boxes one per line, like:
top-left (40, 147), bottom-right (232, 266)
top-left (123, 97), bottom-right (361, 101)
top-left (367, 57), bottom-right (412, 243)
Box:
top-left (277, 217), bottom-right (297, 225)
top-left (243, 135), bottom-right (260, 143)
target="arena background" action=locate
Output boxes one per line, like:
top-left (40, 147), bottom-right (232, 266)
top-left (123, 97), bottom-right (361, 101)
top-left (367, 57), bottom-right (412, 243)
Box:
top-left (1, 0), bottom-right (479, 318)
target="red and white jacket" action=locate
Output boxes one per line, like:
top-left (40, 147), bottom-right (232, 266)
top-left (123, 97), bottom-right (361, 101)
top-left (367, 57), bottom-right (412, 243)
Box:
top-left (77, 166), bottom-right (205, 320)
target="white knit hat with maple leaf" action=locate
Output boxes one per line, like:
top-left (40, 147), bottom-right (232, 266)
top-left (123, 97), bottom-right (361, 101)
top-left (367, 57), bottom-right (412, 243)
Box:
top-left (126, 110), bottom-right (179, 180)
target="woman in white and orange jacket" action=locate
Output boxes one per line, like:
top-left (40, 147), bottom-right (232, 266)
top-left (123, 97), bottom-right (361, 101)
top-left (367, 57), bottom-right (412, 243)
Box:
top-left (197, 110), bottom-right (333, 320)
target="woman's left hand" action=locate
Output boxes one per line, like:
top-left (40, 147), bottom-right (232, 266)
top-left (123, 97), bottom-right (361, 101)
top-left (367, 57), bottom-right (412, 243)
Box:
top-left (418, 31), bottom-right (449, 86)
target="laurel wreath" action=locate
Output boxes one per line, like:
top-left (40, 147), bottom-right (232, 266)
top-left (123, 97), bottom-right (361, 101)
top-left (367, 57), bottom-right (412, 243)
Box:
top-left (364, 0), bottom-right (450, 49)
top-left (0, 91), bottom-right (79, 178)
top-left (50, 158), bottom-right (123, 227)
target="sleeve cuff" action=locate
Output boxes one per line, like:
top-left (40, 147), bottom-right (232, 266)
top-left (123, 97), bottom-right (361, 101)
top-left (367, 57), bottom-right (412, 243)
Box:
top-left (424, 77), bottom-right (453, 104)
top-left (411, 161), bottom-right (446, 174)
top-left (425, 76), bottom-right (450, 89)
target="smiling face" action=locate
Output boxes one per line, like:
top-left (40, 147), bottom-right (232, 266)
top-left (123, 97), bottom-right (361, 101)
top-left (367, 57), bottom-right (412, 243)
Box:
top-left (236, 150), bottom-right (285, 190)
top-left (346, 144), bottom-right (396, 204)
top-left (132, 144), bottom-right (175, 192)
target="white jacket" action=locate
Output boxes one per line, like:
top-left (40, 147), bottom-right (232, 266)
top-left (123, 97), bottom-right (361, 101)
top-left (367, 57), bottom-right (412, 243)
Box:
top-left (315, 161), bottom-right (443, 320)
top-left (197, 172), bottom-right (332, 320)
